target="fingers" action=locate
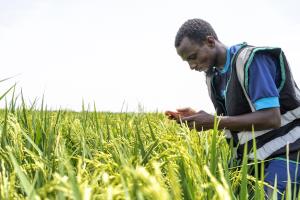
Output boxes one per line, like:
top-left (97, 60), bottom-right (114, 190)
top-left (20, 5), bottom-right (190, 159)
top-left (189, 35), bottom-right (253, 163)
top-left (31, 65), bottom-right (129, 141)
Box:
top-left (176, 107), bottom-right (192, 112)
top-left (176, 107), bottom-right (196, 116)
top-left (166, 111), bottom-right (203, 130)
top-left (165, 111), bottom-right (180, 120)
top-left (165, 110), bottom-right (198, 130)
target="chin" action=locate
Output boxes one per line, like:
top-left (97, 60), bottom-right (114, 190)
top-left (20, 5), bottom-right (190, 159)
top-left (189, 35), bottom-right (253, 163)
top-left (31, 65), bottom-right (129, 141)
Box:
top-left (204, 67), bottom-right (214, 75)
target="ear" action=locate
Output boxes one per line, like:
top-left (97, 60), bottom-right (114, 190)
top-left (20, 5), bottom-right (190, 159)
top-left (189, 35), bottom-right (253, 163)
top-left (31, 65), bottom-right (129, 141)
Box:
top-left (206, 36), bottom-right (216, 47)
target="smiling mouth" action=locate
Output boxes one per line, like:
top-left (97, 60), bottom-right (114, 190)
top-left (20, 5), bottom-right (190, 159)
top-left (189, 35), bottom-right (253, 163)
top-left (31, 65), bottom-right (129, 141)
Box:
top-left (194, 65), bottom-right (209, 72)
top-left (194, 66), bottom-right (204, 72)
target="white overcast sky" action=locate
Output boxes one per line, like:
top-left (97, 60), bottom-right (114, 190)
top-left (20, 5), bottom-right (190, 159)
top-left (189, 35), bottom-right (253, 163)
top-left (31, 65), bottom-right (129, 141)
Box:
top-left (0, 0), bottom-right (299, 112)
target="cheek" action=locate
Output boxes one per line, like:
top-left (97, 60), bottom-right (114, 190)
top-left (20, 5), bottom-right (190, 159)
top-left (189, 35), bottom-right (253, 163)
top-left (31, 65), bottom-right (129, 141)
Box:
top-left (197, 53), bottom-right (210, 64)
top-left (199, 52), bottom-right (215, 66)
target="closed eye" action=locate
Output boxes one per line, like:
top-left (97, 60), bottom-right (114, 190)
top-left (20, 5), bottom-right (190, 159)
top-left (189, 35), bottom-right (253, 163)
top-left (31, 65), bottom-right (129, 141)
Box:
top-left (187, 53), bottom-right (197, 60)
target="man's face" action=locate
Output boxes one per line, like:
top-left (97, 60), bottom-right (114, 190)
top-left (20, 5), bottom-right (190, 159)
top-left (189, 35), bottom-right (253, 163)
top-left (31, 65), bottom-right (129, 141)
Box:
top-left (176, 37), bottom-right (216, 72)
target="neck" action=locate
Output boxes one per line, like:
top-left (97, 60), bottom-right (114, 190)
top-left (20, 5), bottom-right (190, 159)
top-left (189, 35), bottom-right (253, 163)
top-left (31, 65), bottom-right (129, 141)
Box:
top-left (214, 42), bottom-right (227, 70)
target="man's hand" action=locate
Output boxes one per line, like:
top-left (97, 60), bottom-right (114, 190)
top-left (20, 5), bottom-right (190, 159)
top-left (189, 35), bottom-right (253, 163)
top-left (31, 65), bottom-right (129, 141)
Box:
top-left (176, 107), bottom-right (197, 117)
top-left (165, 108), bottom-right (215, 131)
top-left (165, 110), bottom-right (181, 120)
top-left (180, 110), bottom-right (215, 131)
top-left (166, 107), bottom-right (281, 132)
top-left (165, 107), bottom-right (197, 120)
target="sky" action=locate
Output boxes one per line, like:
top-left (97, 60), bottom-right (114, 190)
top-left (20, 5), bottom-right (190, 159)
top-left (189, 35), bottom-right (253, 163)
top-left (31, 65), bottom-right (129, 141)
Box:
top-left (0, 0), bottom-right (299, 112)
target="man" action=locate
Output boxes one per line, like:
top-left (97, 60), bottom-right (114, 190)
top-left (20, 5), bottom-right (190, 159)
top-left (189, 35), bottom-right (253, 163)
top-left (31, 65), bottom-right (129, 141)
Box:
top-left (166, 18), bottom-right (300, 198)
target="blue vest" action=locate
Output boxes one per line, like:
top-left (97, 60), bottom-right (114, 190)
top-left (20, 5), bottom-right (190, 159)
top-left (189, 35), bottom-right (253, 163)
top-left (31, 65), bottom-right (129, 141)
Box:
top-left (206, 45), bottom-right (300, 160)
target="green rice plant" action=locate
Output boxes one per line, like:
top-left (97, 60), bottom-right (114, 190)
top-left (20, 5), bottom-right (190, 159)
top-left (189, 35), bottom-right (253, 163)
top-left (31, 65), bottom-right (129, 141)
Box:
top-left (0, 87), bottom-right (298, 199)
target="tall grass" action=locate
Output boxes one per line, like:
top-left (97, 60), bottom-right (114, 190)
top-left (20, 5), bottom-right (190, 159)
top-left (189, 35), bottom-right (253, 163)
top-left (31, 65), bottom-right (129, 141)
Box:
top-left (0, 89), bottom-right (296, 199)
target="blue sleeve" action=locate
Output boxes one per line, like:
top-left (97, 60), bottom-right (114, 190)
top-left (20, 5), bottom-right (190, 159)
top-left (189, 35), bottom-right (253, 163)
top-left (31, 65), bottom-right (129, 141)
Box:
top-left (248, 52), bottom-right (280, 110)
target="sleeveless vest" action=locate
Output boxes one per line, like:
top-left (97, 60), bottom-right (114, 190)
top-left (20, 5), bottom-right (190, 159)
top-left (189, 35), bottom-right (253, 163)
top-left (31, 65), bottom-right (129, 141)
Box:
top-left (206, 45), bottom-right (300, 160)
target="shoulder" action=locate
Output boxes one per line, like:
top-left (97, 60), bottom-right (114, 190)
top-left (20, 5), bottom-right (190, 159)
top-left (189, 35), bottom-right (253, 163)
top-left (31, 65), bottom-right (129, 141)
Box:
top-left (229, 43), bottom-right (245, 54)
top-left (251, 51), bottom-right (277, 65)
top-left (233, 44), bottom-right (282, 59)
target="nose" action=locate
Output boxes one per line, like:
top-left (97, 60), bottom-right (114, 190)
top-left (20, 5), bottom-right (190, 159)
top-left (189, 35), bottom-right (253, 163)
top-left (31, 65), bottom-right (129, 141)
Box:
top-left (188, 62), bottom-right (197, 70)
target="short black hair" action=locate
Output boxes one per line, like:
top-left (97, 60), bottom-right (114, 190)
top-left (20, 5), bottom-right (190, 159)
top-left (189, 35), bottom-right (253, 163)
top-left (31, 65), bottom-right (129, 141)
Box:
top-left (175, 18), bottom-right (218, 47)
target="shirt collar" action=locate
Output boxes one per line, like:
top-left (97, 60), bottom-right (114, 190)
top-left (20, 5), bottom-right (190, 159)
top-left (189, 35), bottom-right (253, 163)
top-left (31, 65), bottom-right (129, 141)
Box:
top-left (220, 47), bottom-right (231, 74)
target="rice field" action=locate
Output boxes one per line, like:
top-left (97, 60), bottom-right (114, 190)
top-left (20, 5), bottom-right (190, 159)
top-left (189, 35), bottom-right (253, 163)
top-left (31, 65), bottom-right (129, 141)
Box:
top-left (0, 87), bottom-right (295, 199)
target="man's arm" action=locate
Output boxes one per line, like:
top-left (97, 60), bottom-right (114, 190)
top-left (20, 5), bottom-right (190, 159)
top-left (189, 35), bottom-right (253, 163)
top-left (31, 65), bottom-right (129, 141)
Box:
top-left (181, 107), bottom-right (281, 132)
top-left (218, 107), bottom-right (281, 131)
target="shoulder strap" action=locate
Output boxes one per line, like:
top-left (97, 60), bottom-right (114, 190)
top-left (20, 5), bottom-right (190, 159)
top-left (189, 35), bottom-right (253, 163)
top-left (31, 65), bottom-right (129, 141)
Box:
top-left (231, 44), bottom-right (255, 112)
top-left (234, 46), bottom-right (256, 112)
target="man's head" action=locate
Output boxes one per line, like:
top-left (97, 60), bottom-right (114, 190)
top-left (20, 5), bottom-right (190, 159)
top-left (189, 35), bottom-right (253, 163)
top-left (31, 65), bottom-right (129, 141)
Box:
top-left (175, 18), bottom-right (218, 48)
top-left (175, 19), bottom-right (221, 73)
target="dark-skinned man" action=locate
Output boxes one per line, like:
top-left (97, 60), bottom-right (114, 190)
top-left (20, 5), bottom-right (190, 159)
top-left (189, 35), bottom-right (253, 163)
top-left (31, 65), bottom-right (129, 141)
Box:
top-left (166, 18), bottom-right (300, 199)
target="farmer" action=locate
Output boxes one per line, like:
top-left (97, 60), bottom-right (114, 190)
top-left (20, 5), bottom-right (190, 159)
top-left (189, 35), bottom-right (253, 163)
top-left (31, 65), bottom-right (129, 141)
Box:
top-left (166, 18), bottom-right (300, 198)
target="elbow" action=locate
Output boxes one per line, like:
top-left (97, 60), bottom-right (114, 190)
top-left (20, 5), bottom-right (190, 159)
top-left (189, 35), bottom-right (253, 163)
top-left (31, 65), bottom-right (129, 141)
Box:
top-left (260, 108), bottom-right (281, 129)
top-left (270, 116), bottom-right (281, 129)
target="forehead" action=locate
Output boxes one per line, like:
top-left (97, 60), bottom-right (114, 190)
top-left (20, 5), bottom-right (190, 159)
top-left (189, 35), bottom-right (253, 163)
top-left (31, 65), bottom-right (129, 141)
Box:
top-left (176, 37), bottom-right (200, 58)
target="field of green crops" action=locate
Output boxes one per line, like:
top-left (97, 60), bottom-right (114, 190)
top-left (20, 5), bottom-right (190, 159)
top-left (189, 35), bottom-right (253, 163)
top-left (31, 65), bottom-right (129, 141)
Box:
top-left (0, 88), bottom-right (293, 199)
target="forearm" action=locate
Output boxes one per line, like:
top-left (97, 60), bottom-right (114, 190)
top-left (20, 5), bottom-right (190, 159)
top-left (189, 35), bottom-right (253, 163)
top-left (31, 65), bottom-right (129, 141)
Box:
top-left (217, 108), bottom-right (281, 132)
